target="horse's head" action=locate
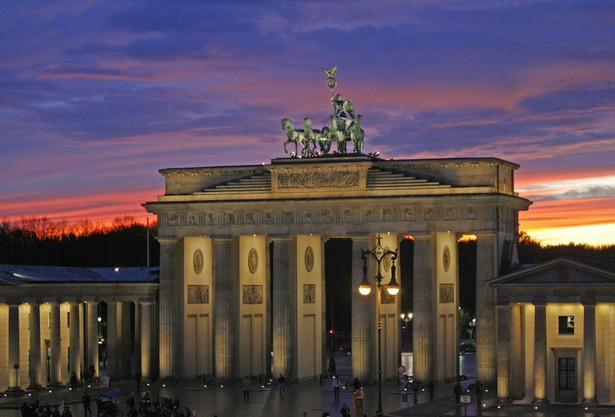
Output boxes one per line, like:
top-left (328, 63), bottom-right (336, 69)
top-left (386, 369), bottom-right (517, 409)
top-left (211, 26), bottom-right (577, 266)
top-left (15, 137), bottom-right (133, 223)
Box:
top-left (281, 118), bottom-right (292, 130)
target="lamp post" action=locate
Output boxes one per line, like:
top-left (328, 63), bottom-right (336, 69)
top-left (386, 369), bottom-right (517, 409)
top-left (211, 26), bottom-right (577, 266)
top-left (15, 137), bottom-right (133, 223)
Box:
top-left (358, 234), bottom-right (400, 417)
top-left (400, 312), bottom-right (413, 352)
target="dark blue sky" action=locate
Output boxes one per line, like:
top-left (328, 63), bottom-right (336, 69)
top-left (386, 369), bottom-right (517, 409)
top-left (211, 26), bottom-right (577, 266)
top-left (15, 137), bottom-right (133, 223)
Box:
top-left (1, 1), bottom-right (614, 244)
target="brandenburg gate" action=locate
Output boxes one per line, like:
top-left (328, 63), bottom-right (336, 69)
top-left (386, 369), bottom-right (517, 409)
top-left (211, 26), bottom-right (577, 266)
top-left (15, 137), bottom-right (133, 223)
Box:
top-left (144, 69), bottom-right (531, 385)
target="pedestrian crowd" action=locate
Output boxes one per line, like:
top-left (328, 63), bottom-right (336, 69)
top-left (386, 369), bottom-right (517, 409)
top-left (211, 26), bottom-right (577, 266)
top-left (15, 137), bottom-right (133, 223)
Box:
top-left (20, 399), bottom-right (73, 417)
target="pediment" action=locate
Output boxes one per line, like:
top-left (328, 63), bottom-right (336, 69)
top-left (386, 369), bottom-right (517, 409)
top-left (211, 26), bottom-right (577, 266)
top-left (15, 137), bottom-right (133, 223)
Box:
top-left (490, 258), bottom-right (615, 287)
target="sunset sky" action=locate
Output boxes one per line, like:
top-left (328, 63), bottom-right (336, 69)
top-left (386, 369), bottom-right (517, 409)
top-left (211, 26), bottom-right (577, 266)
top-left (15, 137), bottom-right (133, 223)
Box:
top-left (1, 1), bottom-right (614, 246)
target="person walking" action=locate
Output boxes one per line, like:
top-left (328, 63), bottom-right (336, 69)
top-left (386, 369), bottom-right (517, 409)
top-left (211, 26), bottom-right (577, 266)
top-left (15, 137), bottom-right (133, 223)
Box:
top-left (278, 373), bottom-right (286, 397)
top-left (412, 379), bottom-right (420, 403)
top-left (332, 375), bottom-right (341, 399)
top-left (242, 376), bottom-right (250, 399)
top-left (428, 381), bottom-right (435, 402)
top-left (354, 387), bottom-right (365, 415)
top-left (82, 391), bottom-right (92, 417)
top-left (340, 403), bottom-right (350, 417)
top-left (352, 377), bottom-right (361, 391)
top-left (135, 369), bottom-right (142, 391)
top-left (475, 381), bottom-right (483, 404)
top-left (454, 381), bottom-right (462, 403)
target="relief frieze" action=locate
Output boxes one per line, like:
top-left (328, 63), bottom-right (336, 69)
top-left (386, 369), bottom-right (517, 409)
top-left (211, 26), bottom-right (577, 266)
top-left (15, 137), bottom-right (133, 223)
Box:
top-left (162, 204), bottom-right (487, 230)
top-left (278, 171), bottom-right (359, 189)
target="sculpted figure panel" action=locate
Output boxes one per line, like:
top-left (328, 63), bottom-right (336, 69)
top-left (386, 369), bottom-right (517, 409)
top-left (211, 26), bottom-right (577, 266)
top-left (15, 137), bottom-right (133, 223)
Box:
top-left (278, 171), bottom-right (359, 189)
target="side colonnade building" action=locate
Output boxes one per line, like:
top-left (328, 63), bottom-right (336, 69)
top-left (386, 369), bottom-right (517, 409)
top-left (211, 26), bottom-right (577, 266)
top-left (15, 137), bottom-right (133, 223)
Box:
top-left (0, 266), bottom-right (158, 390)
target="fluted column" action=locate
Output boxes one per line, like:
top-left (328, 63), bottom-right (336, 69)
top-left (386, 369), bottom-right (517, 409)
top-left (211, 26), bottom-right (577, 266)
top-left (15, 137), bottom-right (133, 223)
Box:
top-left (351, 235), bottom-right (371, 382)
top-left (49, 302), bottom-right (61, 385)
top-left (214, 236), bottom-right (239, 378)
top-left (532, 301), bottom-right (548, 403)
top-left (476, 232), bottom-right (498, 384)
top-left (134, 302), bottom-right (142, 377)
top-left (271, 235), bottom-right (296, 379)
top-left (496, 302), bottom-right (511, 403)
top-left (86, 301), bottom-right (99, 377)
top-left (510, 303), bottom-right (523, 399)
top-left (140, 302), bottom-right (152, 379)
top-left (413, 233), bottom-right (434, 382)
top-left (69, 302), bottom-right (81, 379)
top-left (158, 237), bottom-right (180, 378)
top-left (582, 302), bottom-right (597, 403)
top-left (106, 301), bottom-right (118, 378)
top-left (28, 302), bottom-right (42, 388)
top-left (8, 304), bottom-right (21, 389)
top-left (119, 302), bottom-right (132, 378)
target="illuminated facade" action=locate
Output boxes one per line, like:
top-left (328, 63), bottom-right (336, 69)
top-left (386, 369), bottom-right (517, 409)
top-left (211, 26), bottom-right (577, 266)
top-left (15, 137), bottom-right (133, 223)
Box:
top-left (491, 258), bottom-right (615, 404)
top-left (144, 155), bottom-right (530, 385)
top-left (0, 266), bottom-right (158, 390)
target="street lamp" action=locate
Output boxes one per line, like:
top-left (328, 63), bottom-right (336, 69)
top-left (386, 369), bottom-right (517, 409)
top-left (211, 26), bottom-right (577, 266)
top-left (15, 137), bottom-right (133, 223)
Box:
top-left (358, 234), bottom-right (399, 417)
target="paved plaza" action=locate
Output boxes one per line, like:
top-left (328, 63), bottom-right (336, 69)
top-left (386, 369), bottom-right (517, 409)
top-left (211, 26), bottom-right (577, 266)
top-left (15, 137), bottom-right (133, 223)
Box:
top-left (2, 354), bottom-right (614, 417)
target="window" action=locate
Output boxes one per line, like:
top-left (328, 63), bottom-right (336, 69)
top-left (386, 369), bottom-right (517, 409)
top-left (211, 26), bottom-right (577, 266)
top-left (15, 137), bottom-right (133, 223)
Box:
top-left (558, 316), bottom-right (574, 334)
top-left (558, 357), bottom-right (575, 390)
top-left (67, 312), bottom-right (70, 328)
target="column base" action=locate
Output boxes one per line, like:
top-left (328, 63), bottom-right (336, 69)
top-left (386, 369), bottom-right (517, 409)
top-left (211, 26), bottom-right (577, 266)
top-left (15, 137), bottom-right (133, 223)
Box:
top-left (531, 397), bottom-right (549, 405)
top-left (581, 398), bottom-right (598, 405)
top-left (5, 386), bottom-right (24, 396)
top-left (496, 397), bottom-right (513, 404)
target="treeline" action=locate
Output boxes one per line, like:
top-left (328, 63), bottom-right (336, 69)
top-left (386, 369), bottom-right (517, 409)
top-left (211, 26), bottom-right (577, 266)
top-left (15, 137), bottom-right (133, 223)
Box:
top-left (0, 216), bottom-right (159, 267)
top-left (1, 217), bottom-right (613, 272)
top-left (517, 232), bottom-right (615, 269)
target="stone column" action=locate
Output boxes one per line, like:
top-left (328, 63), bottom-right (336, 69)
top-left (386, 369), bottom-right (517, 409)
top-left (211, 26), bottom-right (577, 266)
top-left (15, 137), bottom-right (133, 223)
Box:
top-left (496, 302), bottom-right (511, 403)
top-left (158, 237), bottom-right (180, 378)
top-left (270, 235), bottom-right (296, 379)
top-left (69, 302), bottom-right (81, 379)
top-left (582, 301), bottom-right (597, 403)
top-left (134, 302), bottom-right (142, 377)
top-left (140, 302), bottom-right (152, 379)
top-left (106, 301), bottom-right (118, 378)
top-left (28, 302), bottom-right (43, 388)
top-left (510, 303), bottom-right (523, 399)
top-left (49, 302), bottom-right (61, 385)
top-left (8, 303), bottom-right (20, 389)
top-left (351, 235), bottom-right (372, 382)
top-left (476, 232), bottom-right (498, 384)
top-left (413, 232), bottom-right (434, 382)
top-left (86, 301), bottom-right (99, 377)
top-left (532, 301), bottom-right (548, 404)
top-left (119, 302), bottom-right (132, 378)
top-left (214, 236), bottom-right (239, 379)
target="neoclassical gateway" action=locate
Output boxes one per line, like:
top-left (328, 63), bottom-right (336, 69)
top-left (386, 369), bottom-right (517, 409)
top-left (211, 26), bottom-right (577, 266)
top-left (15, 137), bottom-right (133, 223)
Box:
top-left (143, 153), bottom-right (528, 390)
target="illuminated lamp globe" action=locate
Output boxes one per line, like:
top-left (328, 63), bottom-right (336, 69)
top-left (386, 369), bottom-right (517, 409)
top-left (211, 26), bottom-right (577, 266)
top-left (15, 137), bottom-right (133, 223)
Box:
top-left (386, 276), bottom-right (400, 295)
top-left (358, 277), bottom-right (372, 295)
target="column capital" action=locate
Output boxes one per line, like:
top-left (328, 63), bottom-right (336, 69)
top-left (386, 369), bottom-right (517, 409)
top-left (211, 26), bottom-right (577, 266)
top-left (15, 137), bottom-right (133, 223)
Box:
top-left (531, 297), bottom-right (547, 306)
top-left (474, 231), bottom-right (497, 238)
top-left (157, 236), bottom-right (179, 245)
top-left (411, 232), bottom-right (433, 241)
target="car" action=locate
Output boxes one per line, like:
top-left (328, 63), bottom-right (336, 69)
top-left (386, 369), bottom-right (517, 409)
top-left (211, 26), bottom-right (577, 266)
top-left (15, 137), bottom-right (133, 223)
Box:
top-left (460, 342), bottom-right (476, 354)
top-left (339, 344), bottom-right (352, 356)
